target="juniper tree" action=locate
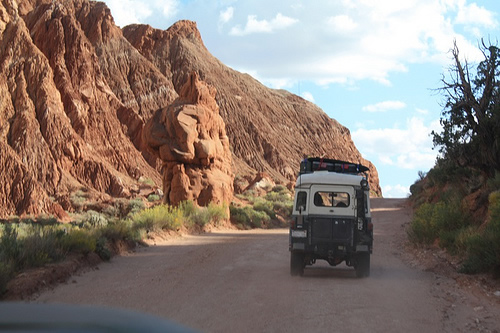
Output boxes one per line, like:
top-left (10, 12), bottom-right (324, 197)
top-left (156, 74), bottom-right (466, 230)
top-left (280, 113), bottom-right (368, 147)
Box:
top-left (433, 40), bottom-right (500, 177)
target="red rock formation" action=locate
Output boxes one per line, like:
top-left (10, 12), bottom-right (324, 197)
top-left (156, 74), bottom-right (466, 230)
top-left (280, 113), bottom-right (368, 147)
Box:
top-left (143, 72), bottom-right (233, 206)
top-left (123, 21), bottom-right (382, 195)
top-left (0, 0), bottom-right (381, 218)
top-left (0, 0), bottom-right (166, 217)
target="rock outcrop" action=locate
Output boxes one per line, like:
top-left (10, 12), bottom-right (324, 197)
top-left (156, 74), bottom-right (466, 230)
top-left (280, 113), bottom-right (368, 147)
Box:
top-left (143, 72), bottom-right (233, 206)
top-left (0, 0), bottom-right (381, 218)
top-left (123, 21), bottom-right (382, 194)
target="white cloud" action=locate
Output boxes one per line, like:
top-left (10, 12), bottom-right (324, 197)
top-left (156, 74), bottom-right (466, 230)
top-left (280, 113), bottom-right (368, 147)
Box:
top-left (362, 100), bottom-right (406, 112)
top-left (415, 108), bottom-right (429, 115)
top-left (102, 0), bottom-right (180, 27)
top-left (104, 0), bottom-right (153, 27)
top-left (301, 92), bottom-right (315, 103)
top-left (455, 2), bottom-right (497, 27)
top-left (219, 7), bottom-right (234, 26)
top-left (352, 117), bottom-right (441, 170)
top-left (326, 15), bottom-right (357, 32)
top-left (154, 0), bottom-right (178, 19)
top-left (103, 0), bottom-right (499, 86)
top-left (383, 184), bottom-right (410, 198)
top-left (230, 13), bottom-right (298, 36)
top-left (219, 0), bottom-right (497, 86)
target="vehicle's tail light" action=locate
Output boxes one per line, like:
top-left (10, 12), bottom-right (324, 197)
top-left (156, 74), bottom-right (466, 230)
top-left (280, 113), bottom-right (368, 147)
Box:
top-left (367, 222), bottom-right (373, 231)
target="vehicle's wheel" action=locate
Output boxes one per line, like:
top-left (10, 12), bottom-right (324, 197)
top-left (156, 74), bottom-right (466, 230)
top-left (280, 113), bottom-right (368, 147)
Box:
top-left (290, 252), bottom-right (305, 276)
top-left (355, 253), bottom-right (370, 278)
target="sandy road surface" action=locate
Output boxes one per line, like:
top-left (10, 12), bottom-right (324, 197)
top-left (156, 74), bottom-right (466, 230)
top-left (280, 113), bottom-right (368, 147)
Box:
top-left (34, 199), bottom-right (500, 332)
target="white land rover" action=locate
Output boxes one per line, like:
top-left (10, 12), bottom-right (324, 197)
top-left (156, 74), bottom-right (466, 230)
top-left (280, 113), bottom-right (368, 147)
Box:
top-left (289, 157), bottom-right (373, 277)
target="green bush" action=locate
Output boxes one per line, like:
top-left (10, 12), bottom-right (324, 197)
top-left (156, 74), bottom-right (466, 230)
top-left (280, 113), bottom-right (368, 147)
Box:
top-left (130, 204), bottom-right (183, 232)
top-left (128, 199), bottom-right (146, 215)
top-left (138, 177), bottom-right (156, 187)
top-left (230, 205), bottom-right (270, 229)
top-left (190, 208), bottom-right (211, 227)
top-left (78, 210), bottom-right (108, 229)
top-left (95, 237), bottom-right (112, 261)
top-left (61, 229), bottom-right (96, 255)
top-left (19, 226), bottom-right (66, 268)
top-left (0, 224), bottom-right (21, 261)
top-left (253, 198), bottom-right (276, 219)
top-left (207, 203), bottom-right (228, 226)
top-left (178, 200), bottom-right (197, 218)
top-left (409, 197), bottom-right (468, 252)
top-left (147, 194), bottom-right (161, 202)
top-left (460, 191), bottom-right (500, 274)
top-left (408, 203), bottom-right (436, 244)
top-left (35, 214), bottom-right (58, 226)
top-left (100, 219), bottom-right (138, 242)
top-left (70, 190), bottom-right (88, 211)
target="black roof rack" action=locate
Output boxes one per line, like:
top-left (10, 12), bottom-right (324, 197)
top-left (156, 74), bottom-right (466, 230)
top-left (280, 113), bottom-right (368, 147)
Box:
top-left (300, 157), bottom-right (369, 175)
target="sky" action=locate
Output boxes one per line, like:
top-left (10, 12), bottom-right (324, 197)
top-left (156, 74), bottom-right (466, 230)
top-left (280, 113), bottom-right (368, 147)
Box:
top-left (102, 0), bottom-right (500, 198)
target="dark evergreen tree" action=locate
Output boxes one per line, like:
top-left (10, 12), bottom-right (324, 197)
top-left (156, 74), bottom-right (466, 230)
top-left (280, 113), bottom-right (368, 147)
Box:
top-left (433, 41), bottom-right (500, 177)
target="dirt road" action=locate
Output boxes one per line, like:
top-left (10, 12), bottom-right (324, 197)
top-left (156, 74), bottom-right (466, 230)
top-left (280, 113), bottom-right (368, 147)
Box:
top-left (34, 199), bottom-right (500, 332)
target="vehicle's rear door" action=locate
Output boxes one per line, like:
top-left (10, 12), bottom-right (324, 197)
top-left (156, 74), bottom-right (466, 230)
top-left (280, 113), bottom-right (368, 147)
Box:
top-left (308, 185), bottom-right (356, 245)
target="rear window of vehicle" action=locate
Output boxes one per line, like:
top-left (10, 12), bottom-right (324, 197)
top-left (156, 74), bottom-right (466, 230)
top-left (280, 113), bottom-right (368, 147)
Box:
top-left (295, 191), bottom-right (307, 211)
top-left (313, 191), bottom-right (350, 207)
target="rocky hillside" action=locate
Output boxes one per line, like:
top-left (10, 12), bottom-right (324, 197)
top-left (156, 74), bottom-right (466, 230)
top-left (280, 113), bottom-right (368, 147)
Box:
top-left (0, 0), bottom-right (381, 218)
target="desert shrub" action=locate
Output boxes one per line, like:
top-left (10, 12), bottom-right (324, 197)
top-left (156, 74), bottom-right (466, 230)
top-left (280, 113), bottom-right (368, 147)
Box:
top-left (78, 210), bottom-right (108, 229)
top-left (61, 229), bottom-right (96, 255)
top-left (19, 226), bottom-right (66, 268)
top-left (236, 190), bottom-right (257, 203)
top-left (128, 199), bottom-right (146, 215)
top-left (0, 261), bottom-right (14, 296)
top-left (70, 190), bottom-right (88, 211)
top-left (408, 203), bottom-right (436, 244)
top-left (35, 214), bottom-right (58, 226)
top-left (409, 196), bottom-right (468, 251)
top-left (460, 191), bottom-right (500, 274)
top-left (271, 184), bottom-right (288, 193)
top-left (189, 208), bottom-right (211, 227)
top-left (147, 194), bottom-right (161, 202)
top-left (130, 204), bottom-right (183, 232)
top-left (253, 198), bottom-right (276, 219)
top-left (207, 202), bottom-right (228, 226)
top-left (138, 177), bottom-right (156, 187)
top-left (454, 226), bottom-right (480, 254)
top-left (265, 186), bottom-right (293, 214)
top-left (230, 205), bottom-right (270, 229)
top-left (95, 237), bottom-right (112, 261)
top-left (487, 172), bottom-right (500, 192)
top-left (264, 191), bottom-right (289, 204)
top-left (102, 205), bottom-right (119, 218)
top-left (100, 219), bottom-right (138, 242)
top-left (0, 224), bottom-right (20, 261)
top-left (460, 232), bottom-right (497, 274)
top-left (178, 200), bottom-right (197, 218)
top-left (112, 198), bottom-right (146, 218)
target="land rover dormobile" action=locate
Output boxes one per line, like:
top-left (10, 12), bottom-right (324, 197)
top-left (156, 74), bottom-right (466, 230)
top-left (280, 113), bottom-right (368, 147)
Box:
top-left (289, 157), bottom-right (373, 277)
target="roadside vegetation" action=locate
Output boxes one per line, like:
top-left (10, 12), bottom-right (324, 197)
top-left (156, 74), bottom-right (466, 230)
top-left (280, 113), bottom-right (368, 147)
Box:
top-left (0, 184), bottom-right (294, 298)
top-left (230, 185), bottom-right (293, 229)
top-left (409, 41), bottom-right (500, 277)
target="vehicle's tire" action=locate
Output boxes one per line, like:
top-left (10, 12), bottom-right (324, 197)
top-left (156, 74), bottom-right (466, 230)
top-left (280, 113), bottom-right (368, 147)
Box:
top-left (290, 252), bottom-right (305, 276)
top-left (355, 253), bottom-right (370, 278)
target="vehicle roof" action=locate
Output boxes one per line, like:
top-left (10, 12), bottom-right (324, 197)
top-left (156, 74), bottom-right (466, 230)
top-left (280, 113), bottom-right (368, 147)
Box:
top-left (295, 171), bottom-right (364, 188)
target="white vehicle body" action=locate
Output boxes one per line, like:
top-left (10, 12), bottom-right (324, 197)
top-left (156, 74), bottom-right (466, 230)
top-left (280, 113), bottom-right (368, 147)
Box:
top-left (289, 159), bottom-right (373, 277)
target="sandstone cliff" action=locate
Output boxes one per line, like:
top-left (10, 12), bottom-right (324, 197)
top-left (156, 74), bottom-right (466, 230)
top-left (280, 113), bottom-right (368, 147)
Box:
top-left (0, 0), bottom-right (381, 218)
top-left (123, 21), bottom-right (381, 193)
